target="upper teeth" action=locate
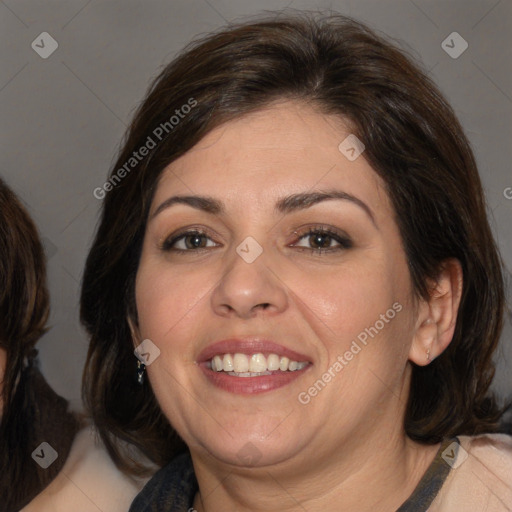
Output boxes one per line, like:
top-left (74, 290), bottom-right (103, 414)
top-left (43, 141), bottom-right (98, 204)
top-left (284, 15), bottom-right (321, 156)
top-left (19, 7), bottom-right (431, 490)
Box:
top-left (210, 353), bottom-right (308, 373)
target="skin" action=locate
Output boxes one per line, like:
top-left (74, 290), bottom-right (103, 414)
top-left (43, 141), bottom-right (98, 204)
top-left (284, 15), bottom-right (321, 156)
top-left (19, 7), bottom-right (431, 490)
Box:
top-left (133, 100), bottom-right (463, 512)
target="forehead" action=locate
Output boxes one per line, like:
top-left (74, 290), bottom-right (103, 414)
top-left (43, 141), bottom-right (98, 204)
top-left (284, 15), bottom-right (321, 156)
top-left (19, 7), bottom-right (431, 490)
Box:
top-left (152, 101), bottom-right (391, 217)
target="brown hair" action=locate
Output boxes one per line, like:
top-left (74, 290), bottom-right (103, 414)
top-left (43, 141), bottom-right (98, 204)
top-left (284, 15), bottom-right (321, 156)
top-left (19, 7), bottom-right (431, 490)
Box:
top-left (80, 12), bottom-right (509, 476)
top-left (0, 177), bottom-right (80, 511)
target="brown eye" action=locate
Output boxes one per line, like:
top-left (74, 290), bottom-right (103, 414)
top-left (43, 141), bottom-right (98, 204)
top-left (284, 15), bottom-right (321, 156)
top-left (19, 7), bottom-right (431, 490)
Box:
top-left (308, 232), bottom-right (335, 249)
top-left (162, 230), bottom-right (217, 252)
top-left (292, 227), bottom-right (353, 253)
top-left (183, 233), bottom-right (208, 249)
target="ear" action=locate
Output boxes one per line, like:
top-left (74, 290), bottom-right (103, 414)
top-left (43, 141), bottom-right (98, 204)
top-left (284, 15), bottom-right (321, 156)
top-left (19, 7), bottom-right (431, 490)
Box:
top-left (409, 258), bottom-right (463, 366)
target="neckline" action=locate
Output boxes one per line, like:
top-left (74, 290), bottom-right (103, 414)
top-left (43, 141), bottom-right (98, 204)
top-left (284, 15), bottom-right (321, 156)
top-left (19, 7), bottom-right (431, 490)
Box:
top-left (131, 437), bottom-right (459, 512)
top-left (187, 438), bottom-right (459, 512)
top-left (395, 437), bottom-right (459, 511)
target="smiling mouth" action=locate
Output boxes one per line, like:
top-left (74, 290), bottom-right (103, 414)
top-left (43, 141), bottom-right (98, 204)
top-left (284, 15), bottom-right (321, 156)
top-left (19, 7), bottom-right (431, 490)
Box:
top-left (207, 352), bottom-right (310, 376)
top-left (198, 339), bottom-right (312, 393)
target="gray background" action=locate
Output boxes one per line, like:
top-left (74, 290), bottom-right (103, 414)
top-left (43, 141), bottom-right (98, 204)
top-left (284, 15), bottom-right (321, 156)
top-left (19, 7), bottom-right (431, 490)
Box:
top-left (1, 0), bottom-right (511, 412)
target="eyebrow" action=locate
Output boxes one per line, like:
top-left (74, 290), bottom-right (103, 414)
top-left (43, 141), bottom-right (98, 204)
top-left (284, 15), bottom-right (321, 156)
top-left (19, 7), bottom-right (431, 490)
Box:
top-left (151, 195), bottom-right (223, 219)
top-left (275, 190), bottom-right (376, 226)
top-left (151, 189), bottom-right (377, 227)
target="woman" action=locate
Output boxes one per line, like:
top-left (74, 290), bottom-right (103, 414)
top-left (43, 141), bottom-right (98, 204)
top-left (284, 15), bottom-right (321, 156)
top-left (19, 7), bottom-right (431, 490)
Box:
top-left (0, 177), bottom-right (149, 511)
top-left (80, 13), bottom-right (512, 511)
top-left (0, 177), bottom-right (80, 511)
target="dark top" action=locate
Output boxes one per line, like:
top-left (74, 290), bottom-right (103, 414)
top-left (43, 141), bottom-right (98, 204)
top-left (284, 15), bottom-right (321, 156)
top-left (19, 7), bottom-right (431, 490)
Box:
top-left (129, 437), bottom-right (459, 512)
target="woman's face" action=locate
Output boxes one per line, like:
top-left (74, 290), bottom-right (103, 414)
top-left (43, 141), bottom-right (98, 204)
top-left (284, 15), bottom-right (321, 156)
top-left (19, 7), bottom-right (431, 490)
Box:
top-left (135, 101), bottom-right (419, 469)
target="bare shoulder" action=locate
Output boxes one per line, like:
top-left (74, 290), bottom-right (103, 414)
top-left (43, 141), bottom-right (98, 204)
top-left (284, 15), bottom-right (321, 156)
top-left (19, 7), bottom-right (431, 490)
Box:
top-left (22, 425), bottom-right (152, 512)
top-left (430, 433), bottom-right (512, 512)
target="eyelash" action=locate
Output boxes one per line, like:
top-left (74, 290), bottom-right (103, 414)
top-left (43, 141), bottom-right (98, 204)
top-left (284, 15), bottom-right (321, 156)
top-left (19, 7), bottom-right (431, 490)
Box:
top-left (160, 228), bottom-right (216, 253)
top-left (161, 225), bottom-right (353, 255)
top-left (291, 226), bottom-right (353, 254)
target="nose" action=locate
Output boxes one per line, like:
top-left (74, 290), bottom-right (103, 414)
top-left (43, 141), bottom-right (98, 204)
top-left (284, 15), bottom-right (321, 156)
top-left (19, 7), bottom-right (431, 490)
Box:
top-left (211, 248), bottom-right (288, 319)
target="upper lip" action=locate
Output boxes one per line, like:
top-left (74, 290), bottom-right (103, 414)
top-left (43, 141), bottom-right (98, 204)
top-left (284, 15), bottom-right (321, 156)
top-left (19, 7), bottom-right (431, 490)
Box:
top-left (197, 338), bottom-right (312, 363)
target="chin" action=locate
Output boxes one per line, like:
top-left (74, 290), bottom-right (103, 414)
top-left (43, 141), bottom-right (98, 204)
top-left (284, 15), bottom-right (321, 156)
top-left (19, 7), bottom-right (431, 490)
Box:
top-left (189, 423), bottom-right (308, 469)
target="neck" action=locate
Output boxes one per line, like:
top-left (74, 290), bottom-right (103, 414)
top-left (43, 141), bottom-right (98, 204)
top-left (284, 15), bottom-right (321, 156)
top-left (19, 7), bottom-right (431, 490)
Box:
top-left (191, 401), bottom-right (440, 512)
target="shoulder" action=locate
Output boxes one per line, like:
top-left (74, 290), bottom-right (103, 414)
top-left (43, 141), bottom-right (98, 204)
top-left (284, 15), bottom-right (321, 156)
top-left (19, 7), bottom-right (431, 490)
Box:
top-left (22, 425), bottom-right (151, 512)
top-left (129, 452), bottom-right (197, 512)
top-left (460, 432), bottom-right (512, 466)
top-left (430, 433), bottom-right (512, 512)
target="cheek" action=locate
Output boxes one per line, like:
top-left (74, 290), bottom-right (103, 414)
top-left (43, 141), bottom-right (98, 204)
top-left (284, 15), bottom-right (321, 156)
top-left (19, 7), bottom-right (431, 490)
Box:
top-left (286, 258), bottom-right (400, 345)
top-left (135, 258), bottom-right (213, 342)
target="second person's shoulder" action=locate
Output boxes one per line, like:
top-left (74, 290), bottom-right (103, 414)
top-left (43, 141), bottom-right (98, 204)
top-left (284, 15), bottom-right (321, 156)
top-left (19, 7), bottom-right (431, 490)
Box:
top-left (23, 424), bottom-right (151, 512)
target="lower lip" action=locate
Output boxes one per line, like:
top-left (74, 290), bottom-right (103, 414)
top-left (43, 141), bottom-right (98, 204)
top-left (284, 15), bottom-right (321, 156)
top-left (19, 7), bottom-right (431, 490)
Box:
top-left (199, 364), bottom-right (310, 394)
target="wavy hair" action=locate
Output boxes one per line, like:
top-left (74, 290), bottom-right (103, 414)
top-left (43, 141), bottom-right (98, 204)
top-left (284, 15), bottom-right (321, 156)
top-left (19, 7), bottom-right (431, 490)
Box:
top-left (0, 177), bottom-right (80, 511)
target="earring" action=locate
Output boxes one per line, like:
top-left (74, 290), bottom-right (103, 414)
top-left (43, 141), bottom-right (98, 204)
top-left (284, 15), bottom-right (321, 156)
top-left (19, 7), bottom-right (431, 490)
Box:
top-left (426, 348), bottom-right (431, 362)
top-left (137, 360), bottom-right (146, 385)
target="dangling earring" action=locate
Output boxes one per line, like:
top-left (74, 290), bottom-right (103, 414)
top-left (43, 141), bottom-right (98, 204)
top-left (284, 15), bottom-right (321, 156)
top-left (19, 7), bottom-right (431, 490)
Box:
top-left (137, 360), bottom-right (146, 385)
top-left (426, 348), bottom-right (431, 362)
